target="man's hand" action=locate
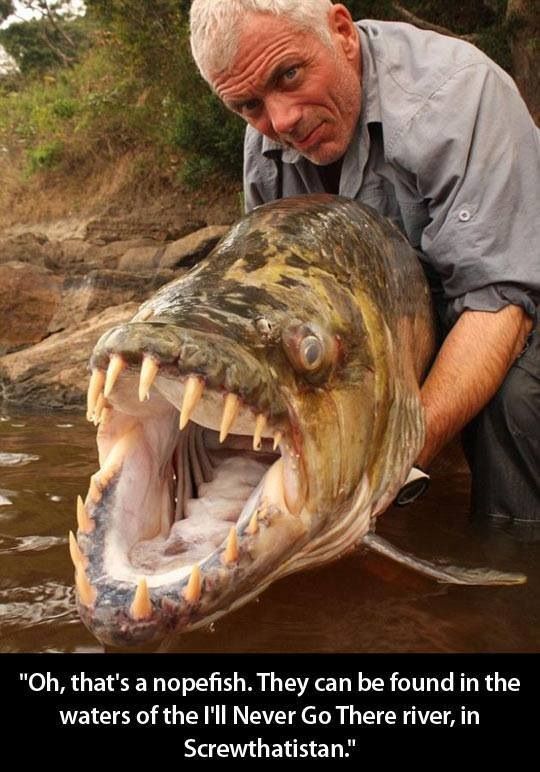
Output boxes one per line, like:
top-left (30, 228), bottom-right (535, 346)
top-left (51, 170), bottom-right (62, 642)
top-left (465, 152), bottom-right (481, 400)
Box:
top-left (416, 305), bottom-right (533, 469)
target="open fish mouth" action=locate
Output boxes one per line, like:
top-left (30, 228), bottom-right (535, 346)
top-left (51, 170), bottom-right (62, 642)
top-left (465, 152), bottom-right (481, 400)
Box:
top-left (70, 194), bottom-right (431, 647)
top-left (71, 195), bottom-right (525, 649)
top-left (75, 322), bottom-right (319, 646)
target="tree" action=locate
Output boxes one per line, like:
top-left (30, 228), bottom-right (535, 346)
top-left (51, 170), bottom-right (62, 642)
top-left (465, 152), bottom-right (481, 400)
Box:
top-left (507, 0), bottom-right (539, 124)
top-left (0, 1), bottom-right (14, 22)
top-left (0, 1), bottom-right (87, 73)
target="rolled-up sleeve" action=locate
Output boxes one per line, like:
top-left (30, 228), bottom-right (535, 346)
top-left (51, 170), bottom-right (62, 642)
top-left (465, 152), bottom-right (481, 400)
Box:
top-left (402, 62), bottom-right (540, 326)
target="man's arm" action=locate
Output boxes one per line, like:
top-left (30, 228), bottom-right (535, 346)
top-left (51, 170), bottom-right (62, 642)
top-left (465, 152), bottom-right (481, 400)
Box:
top-left (416, 304), bottom-right (533, 468)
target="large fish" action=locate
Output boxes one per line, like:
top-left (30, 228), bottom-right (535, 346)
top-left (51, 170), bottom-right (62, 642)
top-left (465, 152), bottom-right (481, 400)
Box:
top-left (73, 195), bottom-right (525, 647)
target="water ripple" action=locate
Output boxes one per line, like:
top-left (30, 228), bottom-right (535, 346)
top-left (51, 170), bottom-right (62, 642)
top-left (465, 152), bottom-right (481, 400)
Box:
top-left (0, 452), bottom-right (40, 467)
top-left (0, 581), bottom-right (76, 629)
top-left (0, 533), bottom-right (66, 554)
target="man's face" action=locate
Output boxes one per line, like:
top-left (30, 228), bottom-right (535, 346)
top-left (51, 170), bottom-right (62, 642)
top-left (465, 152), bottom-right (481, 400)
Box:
top-left (212, 6), bottom-right (361, 165)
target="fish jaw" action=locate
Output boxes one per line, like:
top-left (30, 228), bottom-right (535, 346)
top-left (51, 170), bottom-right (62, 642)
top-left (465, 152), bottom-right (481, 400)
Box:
top-left (72, 195), bottom-right (433, 647)
top-left (74, 325), bottom-right (331, 647)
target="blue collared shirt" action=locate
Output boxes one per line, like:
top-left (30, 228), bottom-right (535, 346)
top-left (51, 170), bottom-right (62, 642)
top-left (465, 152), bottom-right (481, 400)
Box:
top-left (244, 21), bottom-right (540, 326)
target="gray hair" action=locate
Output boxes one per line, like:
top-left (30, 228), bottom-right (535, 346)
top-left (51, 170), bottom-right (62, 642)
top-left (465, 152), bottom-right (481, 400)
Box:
top-left (190, 0), bottom-right (334, 84)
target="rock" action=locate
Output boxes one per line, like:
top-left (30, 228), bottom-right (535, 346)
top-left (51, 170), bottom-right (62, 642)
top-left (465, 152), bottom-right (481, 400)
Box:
top-left (85, 217), bottom-right (206, 245)
top-left (52, 238), bottom-right (94, 268)
top-left (160, 225), bottom-right (229, 269)
top-left (0, 302), bottom-right (139, 408)
top-left (47, 269), bottom-right (172, 334)
top-left (0, 233), bottom-right (62, 268)
top-left (117, 245), bottom-right (165, 273)
top-left (0, 262), bottom-right (62, 355)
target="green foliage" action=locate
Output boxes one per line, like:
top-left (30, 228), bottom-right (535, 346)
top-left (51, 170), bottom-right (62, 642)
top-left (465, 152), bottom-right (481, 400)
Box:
top-left (170, 93), bottom-right (245, 182)
top-left (51, 96), bottom-right (77, 118)
top-left (343, 1), bottom-right (395, 21)
top-left (0, 16), bottom-right (92, 75)
top-left (0, 0), bottom-right (13, 22)
top-left (26, 140), bottom-right (63, 173)
top-left (84, 0), bottom-right (244, 180)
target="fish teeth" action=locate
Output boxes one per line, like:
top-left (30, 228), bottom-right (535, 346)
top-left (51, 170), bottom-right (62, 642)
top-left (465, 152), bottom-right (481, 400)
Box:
top-left (92, 393), bottom-right (105, 426)
top-left (139, 356), bottom-right (159, 402)
top-left (253, 413), bottom-right (267, 451)
top-left (75, 566), bottom-right (97, 607)
top-left (179, 376), bottom-right (205, 430)
top-left (246, 511), bottom-right (259, 535)
top-left (219, 393), bottom-right (240, 443)
top-left (69, 530), bottom-right (87, 569)
top-left (87, 369), bottom-right (105, 422)
top-left (282, 448), bottom-right (307, 515)
top-left (88, 474), bottom-right (102, 504)
top-left (223, 527), bottom-right (239, 564)
top-left (183, 564), bottom-right (202, 603)
top-left (76, 495), bottom-right (94, 534)
top-left (130, 578), bottom-right (152, 621)
top-left (104, 354), bottom-right (125, 397)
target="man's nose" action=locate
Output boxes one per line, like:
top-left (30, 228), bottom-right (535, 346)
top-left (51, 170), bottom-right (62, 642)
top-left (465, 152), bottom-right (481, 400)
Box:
top-left (265, 94), bottom-right (302, 136)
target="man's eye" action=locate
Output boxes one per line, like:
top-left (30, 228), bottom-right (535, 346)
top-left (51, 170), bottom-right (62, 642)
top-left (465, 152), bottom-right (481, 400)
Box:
top-left (283, 67), bottom-right (298, 81)
top-left (241, 99), bottom-right (260, 113)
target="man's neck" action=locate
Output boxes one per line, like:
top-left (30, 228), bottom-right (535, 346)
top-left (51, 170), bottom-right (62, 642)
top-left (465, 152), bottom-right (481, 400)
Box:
top-left (318, 158), bottom-right (343, 195)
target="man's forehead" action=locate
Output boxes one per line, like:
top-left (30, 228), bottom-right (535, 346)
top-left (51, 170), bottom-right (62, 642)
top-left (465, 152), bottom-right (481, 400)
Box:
top-left (211, 12), bottom-right (320, 92)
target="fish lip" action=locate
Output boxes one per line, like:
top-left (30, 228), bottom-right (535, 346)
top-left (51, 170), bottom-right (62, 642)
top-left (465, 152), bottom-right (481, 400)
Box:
top-left (77, 468), bottom-right (304, 647)
top-left (91, 322), bottom-right (288, 422)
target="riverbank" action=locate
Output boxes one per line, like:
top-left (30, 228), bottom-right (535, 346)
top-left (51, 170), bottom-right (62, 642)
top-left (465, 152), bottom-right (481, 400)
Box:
top-left (0, 152), bottom-right (242, 409)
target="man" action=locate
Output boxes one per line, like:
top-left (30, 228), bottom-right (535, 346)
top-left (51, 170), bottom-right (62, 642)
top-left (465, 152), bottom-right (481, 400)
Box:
top-left (190, 0), bottom-right (540, 526)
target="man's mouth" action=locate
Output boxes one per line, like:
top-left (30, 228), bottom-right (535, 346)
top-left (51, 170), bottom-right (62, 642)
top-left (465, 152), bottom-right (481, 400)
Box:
top-left (286, 123), bottom-right (324, 151)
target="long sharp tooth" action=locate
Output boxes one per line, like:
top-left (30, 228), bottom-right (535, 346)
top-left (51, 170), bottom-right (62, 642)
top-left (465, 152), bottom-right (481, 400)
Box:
top-left (253, 413), bottom-right (267, 451)
top-left (87, 369), bottom-right (105, 422)
top-left (76, 495), bottom-right (94, 534)
top-left (219, 393), bottom-right (239, 443)
top-left (273, 431), bottom-right (283, 451)
top-left (139, 356), bottom-right (159, 402)
top-left (75, 566), bottom-right (97, 606)
top-left (104, 354), bottom-right (125, 397)
top-left (88, 475), bottom-right (102, 504)
top-left (130, 578), bottom-right (152, 621)
top-left (223, 527), bottom-right (239, 564)
top-left (92, 393), bottom-right (105, 426)
top-left (69, 530), bottom-right (86, 569)
top-left (183, 564), bottom-right (202, 603)
top-left (179, 376), bottom-right (204, 430)
top-left (282, 450), bottom-right (307, 516)
top-left (246, 511), bottom-right (259, 535)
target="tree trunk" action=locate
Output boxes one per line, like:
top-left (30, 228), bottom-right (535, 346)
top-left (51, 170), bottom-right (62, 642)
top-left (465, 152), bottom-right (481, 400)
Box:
top-left (507, 0), bottom-right (539, 124)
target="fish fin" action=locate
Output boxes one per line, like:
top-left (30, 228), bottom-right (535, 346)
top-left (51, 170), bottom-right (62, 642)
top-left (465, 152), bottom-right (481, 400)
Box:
top-left (363, 534), bottom-right (527, 586)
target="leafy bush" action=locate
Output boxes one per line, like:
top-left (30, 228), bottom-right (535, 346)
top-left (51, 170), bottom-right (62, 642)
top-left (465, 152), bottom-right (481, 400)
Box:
top-left (26, 140), bottom-right (63, 172)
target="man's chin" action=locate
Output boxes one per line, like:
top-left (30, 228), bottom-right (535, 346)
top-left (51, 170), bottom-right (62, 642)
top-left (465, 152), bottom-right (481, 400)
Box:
top-left (297, 144), bottom-right (344, 165)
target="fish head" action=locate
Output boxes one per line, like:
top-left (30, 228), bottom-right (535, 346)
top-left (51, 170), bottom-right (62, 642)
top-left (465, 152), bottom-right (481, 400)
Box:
top-left (74, 196), bottom-right (433, 646)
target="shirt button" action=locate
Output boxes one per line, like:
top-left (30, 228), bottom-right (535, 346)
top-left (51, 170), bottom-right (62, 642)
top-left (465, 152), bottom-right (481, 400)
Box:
top-left (459, 209), bottom-right (471, 222)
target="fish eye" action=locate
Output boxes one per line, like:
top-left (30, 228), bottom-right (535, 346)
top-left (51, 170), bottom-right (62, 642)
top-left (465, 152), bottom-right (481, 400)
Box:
top-left (300, 335), bottom-right (324, 370)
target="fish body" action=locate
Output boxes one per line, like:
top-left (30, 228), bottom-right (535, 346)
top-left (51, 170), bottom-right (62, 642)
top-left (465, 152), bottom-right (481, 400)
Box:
top-left (74, 195), bottom-right (524, 647)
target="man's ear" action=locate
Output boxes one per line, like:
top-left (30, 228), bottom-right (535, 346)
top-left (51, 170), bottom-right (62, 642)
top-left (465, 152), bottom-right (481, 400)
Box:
top-left (328, 4), bottom-right (359, 61)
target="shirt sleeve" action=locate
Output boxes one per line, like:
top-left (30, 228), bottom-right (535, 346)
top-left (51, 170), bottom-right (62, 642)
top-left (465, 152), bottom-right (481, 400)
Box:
top-left (401, 61), bottom-right (540, 326)
top-left (243, 126), bottom-right (281, 212)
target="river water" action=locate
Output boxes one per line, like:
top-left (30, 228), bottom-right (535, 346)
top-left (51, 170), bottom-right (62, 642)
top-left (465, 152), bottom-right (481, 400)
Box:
top-left (1, 410), bottom-right (538, 653)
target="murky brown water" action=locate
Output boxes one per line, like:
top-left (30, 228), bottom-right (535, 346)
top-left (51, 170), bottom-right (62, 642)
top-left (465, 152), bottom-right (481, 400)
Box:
top-left (1, 409), bottom-right (538, 653)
